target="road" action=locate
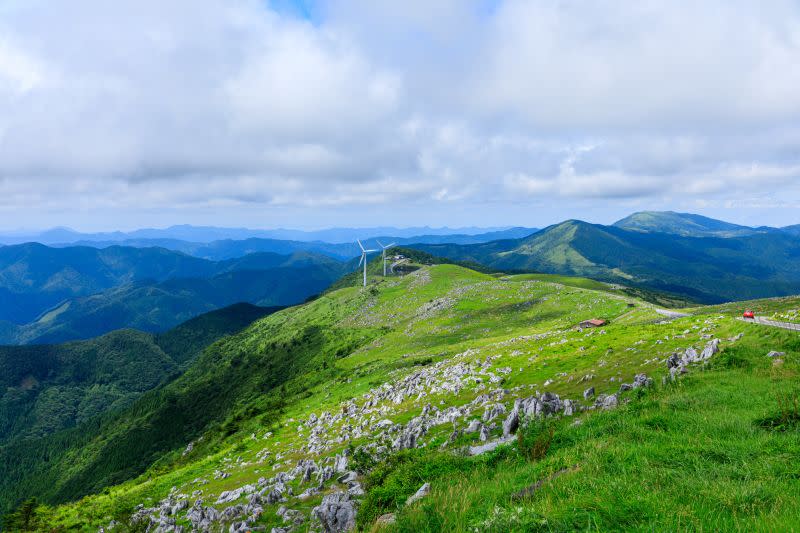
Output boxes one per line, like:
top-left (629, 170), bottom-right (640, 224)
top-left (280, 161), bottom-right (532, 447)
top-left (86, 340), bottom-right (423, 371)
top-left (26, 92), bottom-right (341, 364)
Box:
top-left (655, 309), bottom-right (691, 319)
top-left (740, 317), bottom-right (800, 332)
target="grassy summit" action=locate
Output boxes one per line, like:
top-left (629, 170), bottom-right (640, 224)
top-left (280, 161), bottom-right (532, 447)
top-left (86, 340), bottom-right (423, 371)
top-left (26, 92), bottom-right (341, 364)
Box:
top-left (8, 264), bottom-right (800, 531)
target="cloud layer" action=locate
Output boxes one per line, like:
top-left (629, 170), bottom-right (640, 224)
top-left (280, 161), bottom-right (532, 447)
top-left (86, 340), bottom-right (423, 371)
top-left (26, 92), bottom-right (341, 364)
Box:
top-left (1, 0), bottom-right (799, 228)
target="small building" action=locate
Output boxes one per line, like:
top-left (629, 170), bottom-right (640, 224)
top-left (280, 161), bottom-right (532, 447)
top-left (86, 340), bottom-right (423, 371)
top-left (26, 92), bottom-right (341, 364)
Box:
top-left (579, 319), bottom-right (607, 328)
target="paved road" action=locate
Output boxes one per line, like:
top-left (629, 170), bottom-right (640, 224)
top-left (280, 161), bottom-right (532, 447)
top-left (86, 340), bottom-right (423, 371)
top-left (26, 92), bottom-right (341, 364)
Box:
top-left (740, 317), bottom-right (800, 332)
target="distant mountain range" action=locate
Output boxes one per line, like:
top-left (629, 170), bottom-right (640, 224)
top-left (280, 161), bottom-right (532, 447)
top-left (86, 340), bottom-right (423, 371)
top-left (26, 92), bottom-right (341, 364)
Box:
top-left (0, 225), bottom-right (534, 246)
top-left (52, 229), bottom-right (538, 261)
top-left (409, 212), bottom-right (800, 303)
top-left (1, 211), bottom-right (798, 345)
top-left (0, 244), bottom-right (348, 344)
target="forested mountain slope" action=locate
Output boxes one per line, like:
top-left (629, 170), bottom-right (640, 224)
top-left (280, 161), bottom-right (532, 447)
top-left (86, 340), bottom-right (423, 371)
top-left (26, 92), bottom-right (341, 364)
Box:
top-left (0, 303), bottom-right (278, 446)
top-left (0, 245), bottom-right (346, 344)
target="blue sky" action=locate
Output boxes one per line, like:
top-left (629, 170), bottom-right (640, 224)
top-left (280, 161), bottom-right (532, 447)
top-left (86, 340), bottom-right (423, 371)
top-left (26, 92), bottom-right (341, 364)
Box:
top-left (0, 0), bottom-right (799, 231)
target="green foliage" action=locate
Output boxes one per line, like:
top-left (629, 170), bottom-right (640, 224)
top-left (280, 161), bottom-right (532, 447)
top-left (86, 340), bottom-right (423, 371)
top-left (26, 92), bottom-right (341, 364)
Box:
top-left (0, 304), bottom-right (280, 515)
top-left (516, 417), bottom-right (555, 462)
top-left (2, 498), bottom-right (41, 531)
top-left (756, 391), bottom-right (800, 432)
top-left (358, 449), bottom-right (475, 529)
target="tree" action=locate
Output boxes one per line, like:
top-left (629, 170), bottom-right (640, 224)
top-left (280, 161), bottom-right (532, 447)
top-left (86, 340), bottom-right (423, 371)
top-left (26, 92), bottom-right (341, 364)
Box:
top-left (2, 498), bottom-right (40, 531)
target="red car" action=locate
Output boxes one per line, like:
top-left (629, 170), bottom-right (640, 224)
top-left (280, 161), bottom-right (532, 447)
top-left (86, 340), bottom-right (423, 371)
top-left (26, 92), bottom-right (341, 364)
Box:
top-left (743, 310), bottom-right (755, 319)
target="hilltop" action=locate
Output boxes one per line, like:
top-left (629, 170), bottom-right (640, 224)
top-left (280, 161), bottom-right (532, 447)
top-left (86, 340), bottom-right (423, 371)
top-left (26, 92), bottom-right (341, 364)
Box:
top-left (410, 220), bottom-right (800, 303)
top-left (612, 211), bottom-right (763, 237)
top-left (7, 262), bottom-right (799, 531)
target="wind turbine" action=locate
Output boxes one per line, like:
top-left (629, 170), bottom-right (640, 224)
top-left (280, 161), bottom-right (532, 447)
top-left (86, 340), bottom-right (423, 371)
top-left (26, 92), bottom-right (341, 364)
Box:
top-left (357, 239), bottom-right (377, 287)
top-left (376, 240), bottom-right (396, 277)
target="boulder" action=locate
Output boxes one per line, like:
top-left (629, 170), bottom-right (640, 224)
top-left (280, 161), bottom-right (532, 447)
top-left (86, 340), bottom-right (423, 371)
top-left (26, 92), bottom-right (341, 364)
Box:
top-left (502, 406), bottom-right (520, 437)
top-left (768, 351), bottom-right (786, 358)
top-left (595, 394), bottom-right (618, 410)
top-left (701, 339), bottom-right (720, 360)
top-left (464, 419), bottom-right (482, 433)
top-left (632, 373), bottom-right (653, 388)
top-left (312, 492), bottom-right (357, 533)
top-left (583, 387), bottom-right (595, 399)
top-left (405, 483), bottom-right (430, 506)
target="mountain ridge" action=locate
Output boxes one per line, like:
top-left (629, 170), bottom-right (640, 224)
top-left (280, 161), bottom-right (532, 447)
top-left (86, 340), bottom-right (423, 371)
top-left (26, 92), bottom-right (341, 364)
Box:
top-left (409, 218), bottom-right (800, 303)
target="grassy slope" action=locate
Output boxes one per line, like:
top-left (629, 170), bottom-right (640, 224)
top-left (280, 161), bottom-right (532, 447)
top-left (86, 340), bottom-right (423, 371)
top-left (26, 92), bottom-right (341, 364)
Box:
top-left (386, 325), bottom-right (800, 532)
top-left (17, 265), bottom-right (800, 531)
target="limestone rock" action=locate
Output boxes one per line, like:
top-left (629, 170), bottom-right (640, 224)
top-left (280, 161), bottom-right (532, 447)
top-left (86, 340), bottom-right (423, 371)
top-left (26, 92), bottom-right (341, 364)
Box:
top-left (405, 483), bottom-right (430, 506)
top-left (312, 492), bottom-right (357, 533)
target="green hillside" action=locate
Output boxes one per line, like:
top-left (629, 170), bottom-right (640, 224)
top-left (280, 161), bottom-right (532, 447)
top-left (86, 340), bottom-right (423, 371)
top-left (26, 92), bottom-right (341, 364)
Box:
top-left (412, 220), bottom-right (800, 303)
top-left (0, 303), bottom-right (276, 446)
top-left (613, 211), bottom-right (761, 237)
top-left (6, 264), bottom-right (799, 531)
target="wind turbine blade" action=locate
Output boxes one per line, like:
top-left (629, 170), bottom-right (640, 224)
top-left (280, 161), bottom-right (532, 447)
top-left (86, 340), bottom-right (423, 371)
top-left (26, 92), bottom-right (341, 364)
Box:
top-left (386, 242), bottom-right (396, 248)
top-left (376, 239), bottom-right (384, 248)
top-left (365, 249), bottom-right (378, 253)
top-left (357, 239), bottom-right (365, 252)
top-left (358, 254), bottom-right (364, 266)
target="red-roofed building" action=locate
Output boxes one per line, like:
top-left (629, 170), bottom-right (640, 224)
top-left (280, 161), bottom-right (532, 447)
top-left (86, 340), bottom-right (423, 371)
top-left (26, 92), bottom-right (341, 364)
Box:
top-left (579, 319), bottom-right (607, 328)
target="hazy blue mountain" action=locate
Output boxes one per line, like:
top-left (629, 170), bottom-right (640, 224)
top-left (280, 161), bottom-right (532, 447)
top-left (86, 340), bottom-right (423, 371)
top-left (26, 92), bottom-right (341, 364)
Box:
top-left (0, 245), bottom-right (347, 343)
top-left (0, 224), bottom-right (531, 246)
top-left (45, 228), bottom-right (539, 260)
top-left (0, 244), bottom-right (216, 324)
top-left (781, 224), bottom-right (800, 236)
top-left (410, 219), bottom-right (800, 303)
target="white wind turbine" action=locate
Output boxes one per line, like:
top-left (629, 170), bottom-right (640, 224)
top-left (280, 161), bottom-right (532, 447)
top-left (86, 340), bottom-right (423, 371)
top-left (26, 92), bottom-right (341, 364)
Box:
top-left (357, 239), bottom-right (378, 287)
top-left (376, 240), bottom-right (396, 277)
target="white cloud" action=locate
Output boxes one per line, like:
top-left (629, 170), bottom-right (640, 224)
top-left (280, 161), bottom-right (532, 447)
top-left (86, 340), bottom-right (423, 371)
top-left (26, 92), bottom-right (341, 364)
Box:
top-left (0, 0), bottom-right (799, 228)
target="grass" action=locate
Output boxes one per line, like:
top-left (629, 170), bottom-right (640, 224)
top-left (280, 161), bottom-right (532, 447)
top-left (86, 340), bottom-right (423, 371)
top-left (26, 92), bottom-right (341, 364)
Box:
top-left (382, 330), bottom-right (800, 532)
top-left (9, 263), bottom-right (800, 531)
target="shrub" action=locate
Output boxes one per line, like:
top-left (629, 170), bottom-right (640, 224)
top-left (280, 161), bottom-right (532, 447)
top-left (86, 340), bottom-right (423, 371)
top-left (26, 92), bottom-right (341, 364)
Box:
top-left (517, 417), bottom-right (555, 462)
top-left (756, 391), bottom-right (800, 432)
top-left (348, 445), bottom-right (377, 475)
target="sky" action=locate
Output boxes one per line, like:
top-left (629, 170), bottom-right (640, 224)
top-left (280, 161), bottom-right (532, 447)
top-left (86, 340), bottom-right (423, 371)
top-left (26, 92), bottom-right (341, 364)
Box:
top-left (0, 0), bottom-right (799, 231)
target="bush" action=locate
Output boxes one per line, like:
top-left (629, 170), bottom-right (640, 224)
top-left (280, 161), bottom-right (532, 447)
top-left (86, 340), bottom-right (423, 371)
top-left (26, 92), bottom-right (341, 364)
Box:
top-left (517, 417), bottom-right (555, 462)
top-left (348, 445), bottom-right (377, 475)
top-left (756, 391), bottom-right (800, 432)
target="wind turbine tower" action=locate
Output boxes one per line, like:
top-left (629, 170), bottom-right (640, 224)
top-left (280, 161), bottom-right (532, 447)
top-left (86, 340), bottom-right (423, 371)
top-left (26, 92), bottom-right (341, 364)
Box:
top-left (376, 240), bottom-right (396, 276)
top-left (357, 239), bottom-right (378, 287)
